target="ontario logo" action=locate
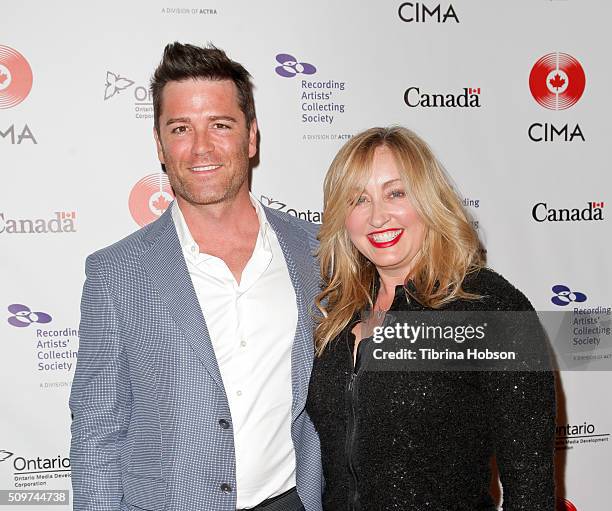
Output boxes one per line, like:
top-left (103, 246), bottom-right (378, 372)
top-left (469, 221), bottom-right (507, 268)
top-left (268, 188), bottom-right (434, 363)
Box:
top-left (529, 53), bottom-right (585, 110)
top-left (551, 285), bottom-right (587, 307)
top-left (104, 70), bottom-right (153, 120)
top-left (129, 173), bottom-right (174, 227)
top-left (260, 195), bottom-right (322, 223)
top-left (0, 45), bottom-right (33, 109)
top-left (7, 304), bottom-right (52, 328)
top-left (104, 71), bottom-right (135, 100)
top-left (275, 53), bottom-right (316, 78)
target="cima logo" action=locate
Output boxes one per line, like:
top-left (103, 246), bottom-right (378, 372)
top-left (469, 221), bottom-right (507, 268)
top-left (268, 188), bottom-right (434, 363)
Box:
top-left (551, 285), bottom-right (587, 307)
top-left (7, 304), bottom-right (52, 328)
top-left (104, 71), bottom-right (135, 100)
top-left (529, 53), bottom-right (585, 110)
top-left (398, 2), bottom-right (459, 23)
top-left (129, 173), bottom-right (174, 227)
top-left (275, 54), bottom-right (316, 78)
top-left (0, 45), bottom-right (33, 109)
top-left (0, 450), bottom-right (13, 462)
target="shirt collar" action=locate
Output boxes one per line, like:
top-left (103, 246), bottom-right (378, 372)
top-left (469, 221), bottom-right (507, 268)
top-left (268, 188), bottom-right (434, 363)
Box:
top-left (171, 193), bottom-right (271, 262)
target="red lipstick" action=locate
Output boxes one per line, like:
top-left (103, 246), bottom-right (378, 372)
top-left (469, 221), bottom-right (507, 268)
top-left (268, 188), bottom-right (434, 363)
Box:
top-left (367, 229), bottom-right (404, 248)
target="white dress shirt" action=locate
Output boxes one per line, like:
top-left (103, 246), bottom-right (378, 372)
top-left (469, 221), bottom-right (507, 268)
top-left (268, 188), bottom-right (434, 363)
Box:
top-left (171, 196), bottom-right (298, 508)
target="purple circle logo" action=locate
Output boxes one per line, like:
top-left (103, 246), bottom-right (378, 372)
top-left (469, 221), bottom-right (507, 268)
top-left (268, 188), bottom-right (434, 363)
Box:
top-left (551, 285), bottom-right (587, 307)
top-left (7, 304), bottom-right (52, 327)
top-left (275, 53), bottom-right (317, 78)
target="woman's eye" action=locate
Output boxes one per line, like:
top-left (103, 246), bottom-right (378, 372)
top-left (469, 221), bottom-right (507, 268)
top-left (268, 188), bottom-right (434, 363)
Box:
top-left (389, 189), bottom-right (406, 199)
top-left (355, 195), bottom-right (368, 205)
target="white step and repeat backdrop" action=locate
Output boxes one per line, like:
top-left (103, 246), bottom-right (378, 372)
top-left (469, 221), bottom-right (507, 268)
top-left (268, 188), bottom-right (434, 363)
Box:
top-left (2, 1), bottom-right (610, 510)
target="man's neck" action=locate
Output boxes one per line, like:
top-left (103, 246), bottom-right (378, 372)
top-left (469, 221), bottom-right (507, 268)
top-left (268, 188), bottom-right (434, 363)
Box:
top-left (176, 191), bottom-right (261, 284)
top-left (177, 191), bottom-right (258, 242)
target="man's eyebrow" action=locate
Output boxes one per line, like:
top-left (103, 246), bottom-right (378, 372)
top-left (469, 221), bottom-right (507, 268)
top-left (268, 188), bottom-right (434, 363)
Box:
top-left (165, 117), bottom-right (190, 126)
top-left (209, 115), bottom-right (238, 123)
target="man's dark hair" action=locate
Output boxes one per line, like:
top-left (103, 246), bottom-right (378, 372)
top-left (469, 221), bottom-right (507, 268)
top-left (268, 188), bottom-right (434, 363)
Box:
top-left (150, 42), bottom-right (256, 133)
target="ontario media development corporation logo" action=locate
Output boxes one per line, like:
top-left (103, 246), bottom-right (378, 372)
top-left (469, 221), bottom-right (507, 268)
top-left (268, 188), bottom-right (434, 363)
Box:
top-left (397, 2), bottom-right (459, 23)
top-left (556, 420), bottom-right (610, 452)
top-left (0, 45), bottom-right (36, 145)
top-left (528, 52), bottom-right (586, 142)
top-left (7, 304), bottom-right (78, 375)
top-left (260, 195), bottom-right (322, 223)
top-left (0, 448), bottom-right (71, 489)
top-left (129, 173), bottom-right (174, 227)
top-left (275, 52), bottom-right (351, 142)
top-left (104, 70), bottom-right (153, 120)
top-left (0, 211), bottom-right (76, 234)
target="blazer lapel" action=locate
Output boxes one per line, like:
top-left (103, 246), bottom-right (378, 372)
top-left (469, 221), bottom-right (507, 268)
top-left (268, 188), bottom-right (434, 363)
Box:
top-left (140, 207), bottom-right (226, 394)
top-left (265, 209), bottom-right (317, 421)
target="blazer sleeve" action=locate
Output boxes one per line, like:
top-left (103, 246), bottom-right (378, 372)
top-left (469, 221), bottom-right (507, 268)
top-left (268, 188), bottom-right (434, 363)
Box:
top-left (482, 299), bottom-right (556, 510)
top-left (69, 254), bottom-right (131, 511)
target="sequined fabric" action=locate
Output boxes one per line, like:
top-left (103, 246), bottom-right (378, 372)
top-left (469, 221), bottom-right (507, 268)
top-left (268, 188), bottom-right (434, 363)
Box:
top-left (306, 268), bottom-right (556, 510)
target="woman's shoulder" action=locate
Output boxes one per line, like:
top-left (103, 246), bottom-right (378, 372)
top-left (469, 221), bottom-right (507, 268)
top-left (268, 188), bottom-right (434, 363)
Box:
top-left (457, 267), bottom-right (535, 312)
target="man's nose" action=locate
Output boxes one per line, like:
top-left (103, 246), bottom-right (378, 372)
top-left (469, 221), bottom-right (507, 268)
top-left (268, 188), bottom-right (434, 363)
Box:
top-left (192, 129), bottom-right (214, 156)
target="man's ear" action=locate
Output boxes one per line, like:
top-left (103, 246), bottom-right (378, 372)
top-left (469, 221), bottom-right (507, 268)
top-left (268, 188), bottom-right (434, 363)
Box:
top-left (248, 119), bottom-right (258, 159)
top-left (154, 127), bottom-right (165, 164)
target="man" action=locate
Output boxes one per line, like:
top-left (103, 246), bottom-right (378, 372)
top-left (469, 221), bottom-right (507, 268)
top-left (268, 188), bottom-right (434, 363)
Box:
top-left (69, 43), bottom-right (323, 511)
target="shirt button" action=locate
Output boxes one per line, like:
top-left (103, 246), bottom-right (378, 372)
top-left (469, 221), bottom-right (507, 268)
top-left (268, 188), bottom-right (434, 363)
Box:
top-left (218, 419), bottom-right (230, 429)
top-left (220, 483), bottom-right (232, 493)
top-left (190, 245), bottom-right (196, 252)
top-left (240, 340), bottom-right (247, 347)
top-left (236, 390), bottom-right (243, 397)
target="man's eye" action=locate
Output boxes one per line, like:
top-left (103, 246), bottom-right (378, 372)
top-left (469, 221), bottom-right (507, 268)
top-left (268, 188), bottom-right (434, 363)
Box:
top-left (213, 123), bottom-right (230, 129)
top-left (171, 125), bottom-right (188, 134)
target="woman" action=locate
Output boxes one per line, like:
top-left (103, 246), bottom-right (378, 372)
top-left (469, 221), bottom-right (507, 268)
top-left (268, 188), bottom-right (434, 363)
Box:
top-left (306, 127), bottom-right (556, 510)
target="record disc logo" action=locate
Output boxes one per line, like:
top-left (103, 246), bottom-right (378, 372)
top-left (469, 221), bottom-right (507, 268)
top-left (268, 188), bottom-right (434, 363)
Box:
top-left (529, 53), bottom-right (585, 110)
top-left (0, 45), bottom-right (33, 109)
top-left (128, 173), bottom-right (174, 227)
top-left (558, 499), bottom-right (578, 511)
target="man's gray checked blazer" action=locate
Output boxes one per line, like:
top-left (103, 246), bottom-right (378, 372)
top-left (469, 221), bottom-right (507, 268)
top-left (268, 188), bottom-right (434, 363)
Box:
top-left (69, 204), bottom-right (324, 511)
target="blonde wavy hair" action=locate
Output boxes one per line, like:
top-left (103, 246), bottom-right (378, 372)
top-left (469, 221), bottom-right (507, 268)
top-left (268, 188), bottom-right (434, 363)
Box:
top-left (315, 126), bottom-right (485, 354)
